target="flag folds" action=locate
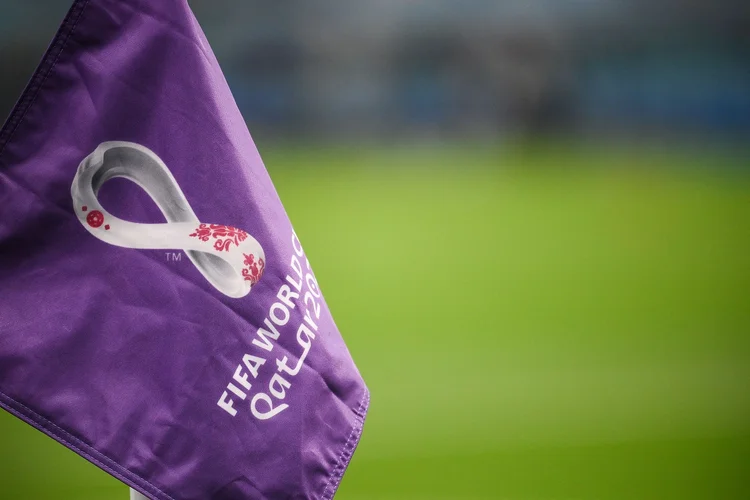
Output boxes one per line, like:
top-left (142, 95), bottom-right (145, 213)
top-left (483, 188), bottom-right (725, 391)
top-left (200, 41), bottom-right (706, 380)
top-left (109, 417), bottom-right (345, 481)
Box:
top-left (0, 1), bottom-right (369, 498)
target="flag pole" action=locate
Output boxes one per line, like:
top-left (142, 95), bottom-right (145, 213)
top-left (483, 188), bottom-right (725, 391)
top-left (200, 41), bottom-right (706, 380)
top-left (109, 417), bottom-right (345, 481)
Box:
top-left (130, 488), bottom-right (148, 500)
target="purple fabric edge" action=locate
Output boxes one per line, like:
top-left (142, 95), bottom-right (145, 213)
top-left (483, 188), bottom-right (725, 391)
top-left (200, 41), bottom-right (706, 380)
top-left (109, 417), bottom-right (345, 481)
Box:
top-left (0, 389), bottom-right (173, 500)
top-left (1, 379), bottom-right (370, 500)
top-left (0, 0), bottom-right (371, 498)
top-left (320, 390), bottom-right (371, 500)
top-left (0, 0), bottom-right (90, 160)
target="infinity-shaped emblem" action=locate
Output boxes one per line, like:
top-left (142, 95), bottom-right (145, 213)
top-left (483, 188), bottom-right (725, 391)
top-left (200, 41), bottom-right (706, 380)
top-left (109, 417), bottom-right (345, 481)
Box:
top-left (71, 141), bottom-right (265, 298)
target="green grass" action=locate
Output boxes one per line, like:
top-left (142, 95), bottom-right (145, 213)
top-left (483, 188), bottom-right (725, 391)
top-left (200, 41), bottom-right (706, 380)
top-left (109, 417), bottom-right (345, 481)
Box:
top-left (1, 143), bottom-right (749, 498)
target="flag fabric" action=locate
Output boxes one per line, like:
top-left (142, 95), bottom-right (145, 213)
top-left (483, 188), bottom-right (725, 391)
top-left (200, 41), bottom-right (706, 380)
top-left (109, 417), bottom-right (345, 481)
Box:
top-left (0, 1), bottom-right (369, 498)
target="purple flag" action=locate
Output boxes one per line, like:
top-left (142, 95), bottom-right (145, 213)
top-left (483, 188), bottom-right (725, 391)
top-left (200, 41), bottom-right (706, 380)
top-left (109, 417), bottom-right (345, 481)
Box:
top-left (0, 1), bottom-right (369, 498)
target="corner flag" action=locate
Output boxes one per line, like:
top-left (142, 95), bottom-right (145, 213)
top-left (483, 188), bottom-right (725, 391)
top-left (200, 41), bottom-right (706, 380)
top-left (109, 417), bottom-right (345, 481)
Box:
top-left (0, 1), bottom-right (369, 498)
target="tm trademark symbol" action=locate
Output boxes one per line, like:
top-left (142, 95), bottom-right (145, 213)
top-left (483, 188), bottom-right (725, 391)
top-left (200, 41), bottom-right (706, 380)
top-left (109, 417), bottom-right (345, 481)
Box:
top-left (165, 252), bottom-right (182, 262)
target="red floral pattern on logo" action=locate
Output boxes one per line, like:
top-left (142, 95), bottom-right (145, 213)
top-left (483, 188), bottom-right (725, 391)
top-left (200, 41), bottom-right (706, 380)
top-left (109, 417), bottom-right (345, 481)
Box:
top-left (189, 223), bottom-right (248, 252)
top-left (242, 253), bottom-right (265, 285)
top-left (86, 210), bottom-right (104, 228)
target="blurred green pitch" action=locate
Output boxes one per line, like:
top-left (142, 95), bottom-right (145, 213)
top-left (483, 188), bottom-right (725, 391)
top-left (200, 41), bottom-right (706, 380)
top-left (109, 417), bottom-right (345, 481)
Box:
top-left (1, 143), bottom-right (748, 499)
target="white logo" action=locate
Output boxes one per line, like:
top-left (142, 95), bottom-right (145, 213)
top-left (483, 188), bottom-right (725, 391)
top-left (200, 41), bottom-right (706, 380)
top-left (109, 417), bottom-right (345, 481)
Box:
top-left (71, 141), bottom-right (265, 298)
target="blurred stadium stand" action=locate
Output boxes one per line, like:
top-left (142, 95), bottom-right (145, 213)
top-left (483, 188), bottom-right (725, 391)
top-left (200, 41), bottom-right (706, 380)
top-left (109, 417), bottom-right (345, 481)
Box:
top-left (1, 0), bottom-right (749, 141)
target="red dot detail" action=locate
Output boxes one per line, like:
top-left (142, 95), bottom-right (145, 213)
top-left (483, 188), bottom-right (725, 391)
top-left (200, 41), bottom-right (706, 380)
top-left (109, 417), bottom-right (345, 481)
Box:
top-left (86, 210), bottom-right (104, 228)
top-left (104, 224), bottom-right (110, 230)
top-left (81, 206), bottom-right (88, 212)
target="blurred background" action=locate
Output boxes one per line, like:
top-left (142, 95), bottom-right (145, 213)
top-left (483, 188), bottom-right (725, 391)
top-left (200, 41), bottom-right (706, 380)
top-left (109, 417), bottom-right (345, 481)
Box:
top-left (1, 0), bottom-right (749, 498)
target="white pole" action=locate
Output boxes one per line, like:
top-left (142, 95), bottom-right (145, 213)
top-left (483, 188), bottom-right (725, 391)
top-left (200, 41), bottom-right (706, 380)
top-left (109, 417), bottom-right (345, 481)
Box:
top-left (130, 488), bottom-right (149, 500)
